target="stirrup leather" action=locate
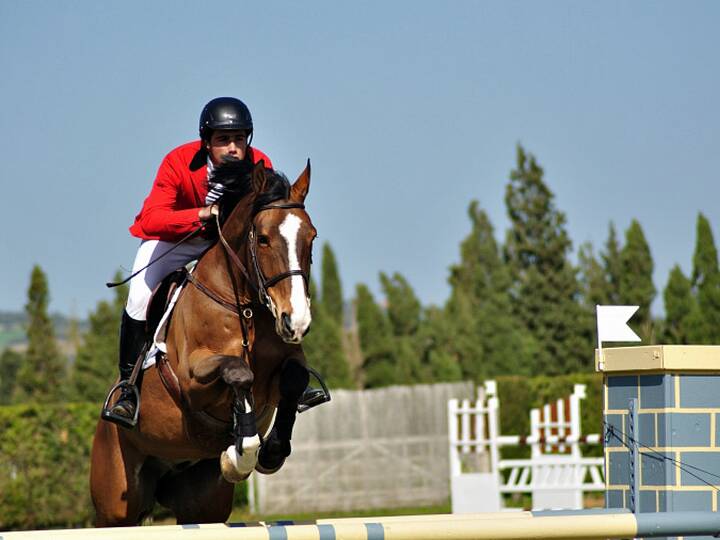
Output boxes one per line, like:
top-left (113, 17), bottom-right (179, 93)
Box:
top-left (297, 366), bottom-right (331, 413)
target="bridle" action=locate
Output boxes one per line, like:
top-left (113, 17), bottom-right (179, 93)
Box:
top-left (192, 201), bottom-right (311, 318)
top-left (247, 202), bottom-right (310, 312)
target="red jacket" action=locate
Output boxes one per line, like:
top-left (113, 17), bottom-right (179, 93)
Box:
top-left (129, 140), bottom-right (272, 241)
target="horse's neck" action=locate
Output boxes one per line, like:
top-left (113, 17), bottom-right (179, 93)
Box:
top-left (194, 238), bottom-right (252, 303)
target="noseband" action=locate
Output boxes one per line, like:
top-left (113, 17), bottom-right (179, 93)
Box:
top-left (249, 203), bottom-right (310, 312)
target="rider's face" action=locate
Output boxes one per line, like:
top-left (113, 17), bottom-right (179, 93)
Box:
top-left (206, 130), bottom-right (248, 165)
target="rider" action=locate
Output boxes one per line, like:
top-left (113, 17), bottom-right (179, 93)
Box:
top-left (104, 97), bottom-right (273, 425)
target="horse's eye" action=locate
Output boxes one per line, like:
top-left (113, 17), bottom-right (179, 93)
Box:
top-left (258, 235), bottom-right (270, 247)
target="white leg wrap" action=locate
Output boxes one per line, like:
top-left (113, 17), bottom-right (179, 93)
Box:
top-left (220, 435), bottom-right (261, 483)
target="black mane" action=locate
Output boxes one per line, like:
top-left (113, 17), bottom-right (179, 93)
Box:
top-left (210, 158), bottom-right (291, 225)
top-left (252, 172), bottom-right (291, 215)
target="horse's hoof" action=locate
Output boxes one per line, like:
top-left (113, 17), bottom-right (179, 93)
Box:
top-left (220, 451), bottom-right (251, 483)
top-left (220, 444), bottom-right (257, 483)
top-left (255, 434), bottom-right (291, 475)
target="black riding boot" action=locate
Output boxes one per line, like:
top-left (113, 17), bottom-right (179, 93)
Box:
top-left (296, 366), bottom-right (332, 413)
top-left (107, 311), bottom-right (147, 423)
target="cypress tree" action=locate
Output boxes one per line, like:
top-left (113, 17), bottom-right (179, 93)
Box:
top-left (415, 306), bottom-right (463, 382)
top-left (602, 223), bottom-right (623, 305)
top-left (15, 265), bottom-right (66, 403)
top-left (578, 242), bottom-right (609, 308)
top-left (302, 274), bottom-right (352, 388)
top-left (320, 243), bottom-right (344, 326)
top-left (577, 242), bottom-right (607, 349)
top-left (618, 220), bottom-right (656, 341)
top-left (689, 213), bottom-right (720, 344)
top-left (661, 265), bottom-right (695, 344)
top-left (378, 272), bottom-right (425, 383)
top-left (446, 201), bottom-right (528, 380)
top-left (302, 303), bottom-right (353, 389)
top-left (503, 145), bottom-right (588, 375)
top-left (379, 272), bottom-right (422, 338)
top-left (72, 301), bottom-right (121, 402)
top-left (72, 271), bottom-right (128, 401)
top-left (0, 348), bottom-right (22, 405)
top-left (355, 284), bottom-right (397, 388)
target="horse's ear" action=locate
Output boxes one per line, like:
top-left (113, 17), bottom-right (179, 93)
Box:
top-left (290, 159), bottom-right (311, 203)
top-left (251, 160), bottom-right (267, 194)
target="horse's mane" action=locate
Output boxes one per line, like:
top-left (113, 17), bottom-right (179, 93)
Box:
top-left (210, 158), bottom-right (291, 225)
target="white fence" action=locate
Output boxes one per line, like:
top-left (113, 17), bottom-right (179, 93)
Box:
top-left (249, 382), bottom-right (475, 514)
top-left (448, 382), bottom-right (604, 513)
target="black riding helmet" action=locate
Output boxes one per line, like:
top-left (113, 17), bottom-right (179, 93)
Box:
top-left (199, 97), bottom-right (253, 142)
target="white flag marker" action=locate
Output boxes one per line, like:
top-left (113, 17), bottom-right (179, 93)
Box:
top-left (596, 305), bottom-right (641, 370)
top-left (596, 305), bottom-right (641, 343)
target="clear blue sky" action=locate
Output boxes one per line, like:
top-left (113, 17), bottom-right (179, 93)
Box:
top-left (1, 1), bottom-right (718, 317)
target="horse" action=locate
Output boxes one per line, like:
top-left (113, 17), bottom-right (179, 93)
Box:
top-left (90, 159), bottom-right (316, 526)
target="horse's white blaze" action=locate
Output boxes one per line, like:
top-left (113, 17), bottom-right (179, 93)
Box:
top-left (278, 214), bottom-right (312, 337)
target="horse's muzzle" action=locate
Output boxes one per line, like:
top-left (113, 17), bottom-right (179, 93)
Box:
top-left (277, 312), bottom-right (308, 344)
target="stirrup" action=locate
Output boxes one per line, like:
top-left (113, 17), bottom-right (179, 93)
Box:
top-left (297, 366), bottom-right (331, 413)
top-left (101, 380), bottom-right (141, 429)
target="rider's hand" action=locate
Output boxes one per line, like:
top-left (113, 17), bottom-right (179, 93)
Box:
top-left (198, 204), bottom-right (219, 222)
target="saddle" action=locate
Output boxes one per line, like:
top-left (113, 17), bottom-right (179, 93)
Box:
top-left (139, 267), bottom-right (330, 414)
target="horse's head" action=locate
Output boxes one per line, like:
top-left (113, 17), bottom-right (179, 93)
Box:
top-left (213, 158), bottom-right (316, 344)
top-left (248, 161), bottom-right (315, 343)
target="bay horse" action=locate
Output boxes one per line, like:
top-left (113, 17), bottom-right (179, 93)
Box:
top-left (90, 159), bottom-right (316, 526)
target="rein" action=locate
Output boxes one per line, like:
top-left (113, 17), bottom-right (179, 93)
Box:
top-left (106, 226), bottom-right (205, 288)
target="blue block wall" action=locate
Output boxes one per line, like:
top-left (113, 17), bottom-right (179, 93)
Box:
top-left (605, 373), bottom-right (720, 518)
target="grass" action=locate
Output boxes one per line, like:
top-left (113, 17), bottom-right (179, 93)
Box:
top-left (228, 503), bottom-right (452, 524)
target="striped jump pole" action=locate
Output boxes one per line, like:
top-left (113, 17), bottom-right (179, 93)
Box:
top-left (3, 510), bottom-right (720, 540)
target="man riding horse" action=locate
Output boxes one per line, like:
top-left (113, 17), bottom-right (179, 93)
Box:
top-left (103, 97), bottom-right (326, 426)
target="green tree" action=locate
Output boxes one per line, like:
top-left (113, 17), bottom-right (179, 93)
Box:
top-left (379, 272), bottom-right (422, 337)
top-left (415, 306), bottom-right (463, 383)
top-left (602, 223), bottom-right (623, 305)
top-left (320, 243), bottom-right (344, 326)
top-left (661, 265), bottom-right (695, 344)
top-left (71, 271), bottom-right (128, 402)
top-left (15, 265), bottom-right (66, 403)
top-left (0, 349), bottom-right (22, 405)
top-left (578, 242), bottom-right (609, 308)
top-left (618, 220), bottom-right (656, 341)
top-left (354, 284), bottom-right (397, 388)
top-left (446, 201), bottom-right (529, 380)
top-left (379, 272), bottom-right (426, 383)
top-left (302, 303), bottom-right (352, 389)
top-left (689, 213), bottom-right (720, 344)
top-left (577, 242), bottom-right (608, 351)
top-left (503, 145), bottom-right (588, 375)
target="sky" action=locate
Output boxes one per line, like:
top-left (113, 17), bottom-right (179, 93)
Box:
top-left (0, 1), bottom-right (718, 318)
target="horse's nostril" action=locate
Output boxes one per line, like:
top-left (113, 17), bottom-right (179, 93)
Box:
top-left (281, 313), bottom-right (292, 335)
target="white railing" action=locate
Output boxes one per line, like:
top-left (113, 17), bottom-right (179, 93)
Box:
top-left (448, 382), bottom-right (604, 512)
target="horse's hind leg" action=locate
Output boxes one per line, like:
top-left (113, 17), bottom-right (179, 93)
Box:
top-left (156, 458), bottom-right (234, 524)
top-left (90, 421), bottom-right (154, 526)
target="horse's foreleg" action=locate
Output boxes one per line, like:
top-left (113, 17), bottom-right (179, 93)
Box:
top-left (215, 357), bottom-right (261, 483)
top-left (256, 359), bottom-right (308, 474)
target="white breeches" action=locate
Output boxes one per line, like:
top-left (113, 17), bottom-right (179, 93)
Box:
top-left (125, 238), bottom-right (213, 321)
